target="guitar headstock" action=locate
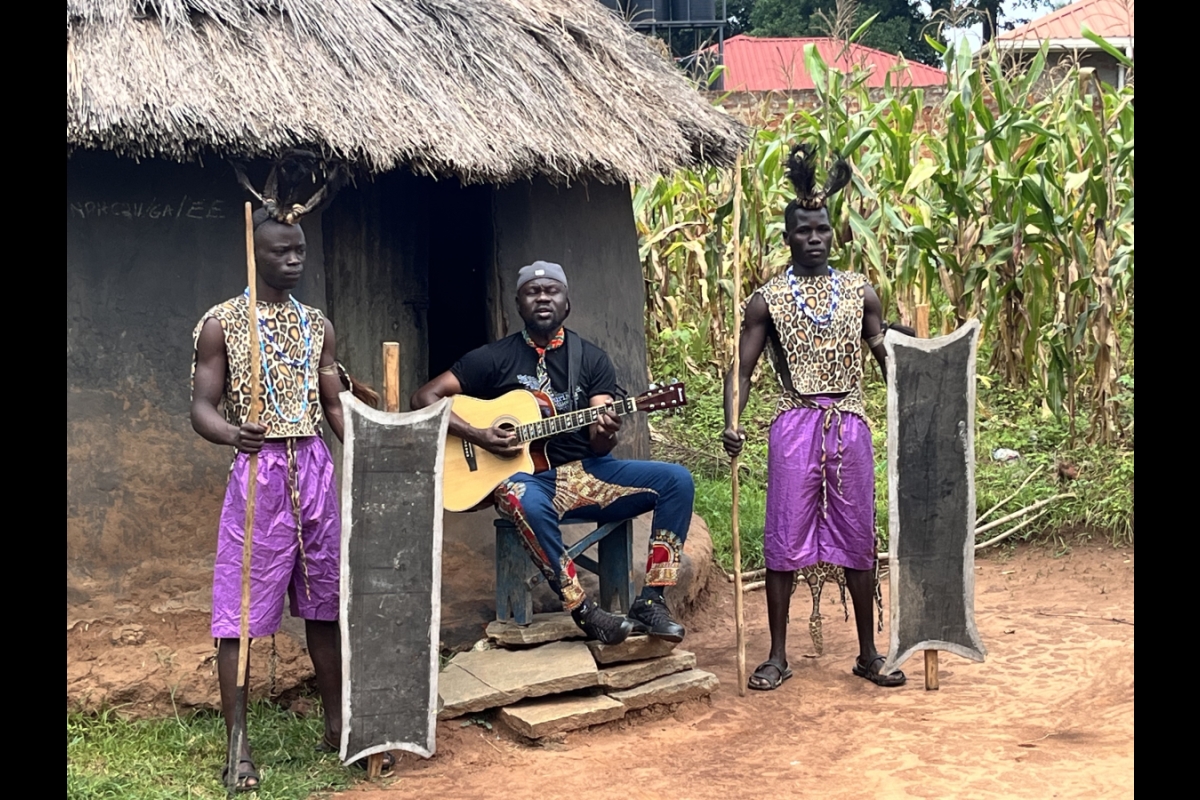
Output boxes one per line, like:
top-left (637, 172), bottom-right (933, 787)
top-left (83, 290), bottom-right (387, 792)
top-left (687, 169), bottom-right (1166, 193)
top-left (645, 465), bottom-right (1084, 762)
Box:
top-left (636, 382), bottom-right (687, 413)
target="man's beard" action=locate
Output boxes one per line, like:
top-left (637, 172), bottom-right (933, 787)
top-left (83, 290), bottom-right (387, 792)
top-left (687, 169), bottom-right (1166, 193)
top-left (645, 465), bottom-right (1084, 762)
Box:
top-left (526, 315), bottom-right (564, 336)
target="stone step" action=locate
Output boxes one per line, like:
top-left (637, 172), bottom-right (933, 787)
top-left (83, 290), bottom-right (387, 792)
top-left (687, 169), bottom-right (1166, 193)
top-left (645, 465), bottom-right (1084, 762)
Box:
top-left (597, 650), bottom-right (696, 690)
top-left (587, 635), bottom-right (678, 666)
top-left (609, 669), bottom-right (719, 711)
top-left (486, 612), bottom-right (585, 648)
top-left (498, 694), bottom-right (626, 739)
top-left (437, 640), bottom-right (598, 719)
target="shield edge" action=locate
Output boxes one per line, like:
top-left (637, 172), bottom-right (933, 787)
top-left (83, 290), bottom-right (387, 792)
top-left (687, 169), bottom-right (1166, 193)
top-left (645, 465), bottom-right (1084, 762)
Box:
top-left (338, 393), bottom-right (452, 763)
top-left (881, 319), bottom-right (987, 676)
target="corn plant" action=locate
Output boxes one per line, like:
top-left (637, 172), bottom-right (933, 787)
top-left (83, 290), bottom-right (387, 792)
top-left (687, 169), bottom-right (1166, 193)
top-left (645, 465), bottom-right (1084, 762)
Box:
top-left (634, 29), bottom-right (1133, 443)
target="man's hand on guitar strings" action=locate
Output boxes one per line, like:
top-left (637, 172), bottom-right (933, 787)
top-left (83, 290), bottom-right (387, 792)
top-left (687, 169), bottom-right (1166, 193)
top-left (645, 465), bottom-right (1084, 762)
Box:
top-left (475, 423), bottom-right (523, 457)
top-left (596, 408), bottom-right (621, 441)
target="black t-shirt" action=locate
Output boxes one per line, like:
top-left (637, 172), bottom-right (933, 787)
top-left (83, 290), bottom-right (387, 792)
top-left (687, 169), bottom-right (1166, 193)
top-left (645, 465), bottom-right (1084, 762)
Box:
top-left (450, 330), bottom-right (618, 468)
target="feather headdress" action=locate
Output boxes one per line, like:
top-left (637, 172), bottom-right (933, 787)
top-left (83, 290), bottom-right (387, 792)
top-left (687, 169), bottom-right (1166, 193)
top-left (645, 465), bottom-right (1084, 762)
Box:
top-left (230, 149), bottom-right (348, 227)
top-left (785, 143), bottom-right (851, 211)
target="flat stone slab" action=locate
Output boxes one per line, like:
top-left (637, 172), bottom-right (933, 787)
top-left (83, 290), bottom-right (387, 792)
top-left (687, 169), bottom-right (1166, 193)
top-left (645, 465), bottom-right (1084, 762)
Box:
top-left (598, 650), bottom-right (696, 690)
top-left (437, 664), bottom-right (500, 719)
top-left (498, 694), bottom-right (626, 739)
top-left (609, 669), bottom-right (719, 711)
top-left (486, 612), bottom-right (585, 647)
top-left (437, 640), bottom-right (598, 719)
top-left (587, 635), bottom-right (678, 666)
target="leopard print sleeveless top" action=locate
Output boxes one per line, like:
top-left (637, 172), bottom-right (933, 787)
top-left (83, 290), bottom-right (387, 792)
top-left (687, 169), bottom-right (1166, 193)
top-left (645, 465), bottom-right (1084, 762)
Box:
top-left (752, 268), bottom-right (868, 421)
top-left (191, 294), bottom-right (326, 438)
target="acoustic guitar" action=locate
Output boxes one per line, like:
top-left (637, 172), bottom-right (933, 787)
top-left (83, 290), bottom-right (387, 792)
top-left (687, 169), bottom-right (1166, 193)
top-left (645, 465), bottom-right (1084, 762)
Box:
top-left (442, 383), bottom-right (687, 512)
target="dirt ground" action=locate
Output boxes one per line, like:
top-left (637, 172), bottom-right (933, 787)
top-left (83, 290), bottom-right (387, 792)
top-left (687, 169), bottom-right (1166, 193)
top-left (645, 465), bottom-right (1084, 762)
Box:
top-left (340, 541), bottom-right (1134, 800)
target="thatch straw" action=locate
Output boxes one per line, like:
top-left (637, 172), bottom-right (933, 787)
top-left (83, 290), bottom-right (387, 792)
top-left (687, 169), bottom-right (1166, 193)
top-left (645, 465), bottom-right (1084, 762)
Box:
top-left (66, 0), bottom-right (747, 184)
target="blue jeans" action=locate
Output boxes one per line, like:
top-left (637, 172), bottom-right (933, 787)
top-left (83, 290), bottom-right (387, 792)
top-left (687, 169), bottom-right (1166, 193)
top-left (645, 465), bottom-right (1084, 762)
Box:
top-left (493, 455), bottom-right (695, 611)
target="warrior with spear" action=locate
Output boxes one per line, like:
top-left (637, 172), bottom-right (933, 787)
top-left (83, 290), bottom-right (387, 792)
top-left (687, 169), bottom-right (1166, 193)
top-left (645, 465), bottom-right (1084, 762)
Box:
top-left (191, 153), bottom-right (385, 791)
top-left (722, 144), bottom-right (910, 692)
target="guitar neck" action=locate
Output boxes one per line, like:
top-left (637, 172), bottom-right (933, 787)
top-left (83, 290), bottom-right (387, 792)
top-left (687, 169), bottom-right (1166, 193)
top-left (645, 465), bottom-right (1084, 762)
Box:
top-left (517, 397), bottom-right (638, 443)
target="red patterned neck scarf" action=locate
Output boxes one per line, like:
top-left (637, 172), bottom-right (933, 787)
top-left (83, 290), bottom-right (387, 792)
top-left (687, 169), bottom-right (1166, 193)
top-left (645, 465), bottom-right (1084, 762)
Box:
top-left (523, 327), bottom-right (565, 393)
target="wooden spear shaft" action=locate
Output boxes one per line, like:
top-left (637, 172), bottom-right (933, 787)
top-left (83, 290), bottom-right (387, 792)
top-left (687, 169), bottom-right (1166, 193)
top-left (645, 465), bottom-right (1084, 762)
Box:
top-left (362, 341), bottom-right (403, 780)
top-left (382, 342), bottom-right (401, 414)
top-left (731, 155), bottom-right (747, 697)
top-left (227, 202), bottom-right (261, 792)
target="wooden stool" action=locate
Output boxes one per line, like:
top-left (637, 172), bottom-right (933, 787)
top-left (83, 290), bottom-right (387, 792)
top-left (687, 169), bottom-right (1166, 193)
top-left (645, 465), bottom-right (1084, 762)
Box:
top-left (494, 517), bottom-right (635, 625)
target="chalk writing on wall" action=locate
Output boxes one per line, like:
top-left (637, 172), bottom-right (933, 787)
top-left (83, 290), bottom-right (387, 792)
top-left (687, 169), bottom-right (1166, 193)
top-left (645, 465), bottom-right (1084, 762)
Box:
top-left (67, 197), bottom-right (227, 221)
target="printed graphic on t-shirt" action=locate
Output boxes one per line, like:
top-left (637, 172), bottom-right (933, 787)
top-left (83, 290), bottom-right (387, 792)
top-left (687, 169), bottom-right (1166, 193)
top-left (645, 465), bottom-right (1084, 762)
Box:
top-left (517, 374), bottom-right (581, 412)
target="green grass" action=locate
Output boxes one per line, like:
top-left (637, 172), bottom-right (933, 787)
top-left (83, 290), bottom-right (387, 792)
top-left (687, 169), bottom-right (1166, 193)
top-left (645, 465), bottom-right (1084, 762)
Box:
top-left (651, 357), bottom-right (1134, 574)
top-left (67, 699), bottom-right (357, 800)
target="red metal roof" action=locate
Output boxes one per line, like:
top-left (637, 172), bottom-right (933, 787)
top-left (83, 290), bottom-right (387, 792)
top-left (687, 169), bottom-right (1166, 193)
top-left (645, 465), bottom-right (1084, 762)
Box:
top-left (714, 35), bottom-right (946, 92)
top-left (997, 0), bottom-right (1134, 44)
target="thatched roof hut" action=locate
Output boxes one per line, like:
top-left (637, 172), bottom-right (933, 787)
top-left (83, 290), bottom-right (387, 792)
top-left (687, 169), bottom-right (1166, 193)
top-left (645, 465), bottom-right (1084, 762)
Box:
top-left (68, 2), bottom-right (738, 708)
top-left (66, 0), bottom-right (745, 182)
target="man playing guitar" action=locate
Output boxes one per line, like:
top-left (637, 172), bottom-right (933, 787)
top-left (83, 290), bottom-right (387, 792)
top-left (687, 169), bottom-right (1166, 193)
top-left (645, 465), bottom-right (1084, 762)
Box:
top-left (411, 262), bottom-right (695, 645)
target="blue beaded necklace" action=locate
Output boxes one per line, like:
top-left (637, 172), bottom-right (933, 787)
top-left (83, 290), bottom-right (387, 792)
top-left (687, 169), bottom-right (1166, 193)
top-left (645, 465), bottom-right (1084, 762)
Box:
top-left (244, 288), bottom-right (313, 424)
top-left (786, 265), bottom-right (841, 327)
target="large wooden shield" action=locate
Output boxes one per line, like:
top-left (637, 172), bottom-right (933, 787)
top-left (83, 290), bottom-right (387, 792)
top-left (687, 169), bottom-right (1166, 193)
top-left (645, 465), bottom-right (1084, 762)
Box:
top-left (880, 320), bottom-right (986, 676)
top-left (339, 393), bottom-right (452, 763)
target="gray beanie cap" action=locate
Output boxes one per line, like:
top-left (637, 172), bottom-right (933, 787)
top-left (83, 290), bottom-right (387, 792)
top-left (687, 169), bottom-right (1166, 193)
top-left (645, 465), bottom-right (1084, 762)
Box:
top-left (517, 261), bottom-right (568, 290)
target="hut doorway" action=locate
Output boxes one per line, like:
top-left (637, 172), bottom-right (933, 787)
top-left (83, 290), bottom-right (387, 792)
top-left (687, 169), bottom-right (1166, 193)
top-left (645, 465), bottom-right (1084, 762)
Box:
top-left (426, 180), bottom-right (493, 378)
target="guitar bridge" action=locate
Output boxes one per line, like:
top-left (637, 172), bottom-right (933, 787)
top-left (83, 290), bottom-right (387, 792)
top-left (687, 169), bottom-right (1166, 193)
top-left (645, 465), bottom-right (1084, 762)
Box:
top-left (462, 440), bottom-right (478, 472)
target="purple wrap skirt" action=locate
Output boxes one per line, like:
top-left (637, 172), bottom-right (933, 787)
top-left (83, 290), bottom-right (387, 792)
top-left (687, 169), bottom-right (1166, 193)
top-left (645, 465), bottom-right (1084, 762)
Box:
top-left (211, 436), bottom-right (340, 639)
top-left (764, 401), bottom-right (877, 572)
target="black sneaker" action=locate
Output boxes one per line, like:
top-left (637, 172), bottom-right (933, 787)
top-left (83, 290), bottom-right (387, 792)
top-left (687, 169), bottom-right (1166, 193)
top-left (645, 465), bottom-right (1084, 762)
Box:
top-left (627, 595), bottom-right (685, 643)
top-left (572, 600), bottom-right (633, 645)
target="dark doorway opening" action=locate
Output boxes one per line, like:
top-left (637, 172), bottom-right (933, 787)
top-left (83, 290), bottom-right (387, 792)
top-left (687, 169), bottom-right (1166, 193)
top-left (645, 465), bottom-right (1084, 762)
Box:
top-left (426, 180), bottom-right (492, 379)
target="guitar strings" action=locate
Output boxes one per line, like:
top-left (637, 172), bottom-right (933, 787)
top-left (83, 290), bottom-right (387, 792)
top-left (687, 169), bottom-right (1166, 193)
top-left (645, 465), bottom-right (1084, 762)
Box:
top-left (514, 398), bottom-right (633, 442)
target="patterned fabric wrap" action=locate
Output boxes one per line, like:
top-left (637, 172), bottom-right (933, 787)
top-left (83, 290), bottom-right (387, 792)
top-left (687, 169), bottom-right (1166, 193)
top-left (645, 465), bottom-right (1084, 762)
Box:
top-left (492, 455), bottom-right (695, 611)
top-left (191, 294), bottom-right (326, 439)
top-left (646, 530), bottom-right (683, 586)
top-left (750, 269), bottom-right (868, 423)
top-left (522, 327), bottom-right (566, 394)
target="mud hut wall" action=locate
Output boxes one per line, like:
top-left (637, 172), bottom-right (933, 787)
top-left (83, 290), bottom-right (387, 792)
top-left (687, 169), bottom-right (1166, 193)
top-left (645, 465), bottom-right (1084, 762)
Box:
top-left (321, 171), bottom-right (431, 415)
top-left (66, 152), bottom-right (329, 621)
